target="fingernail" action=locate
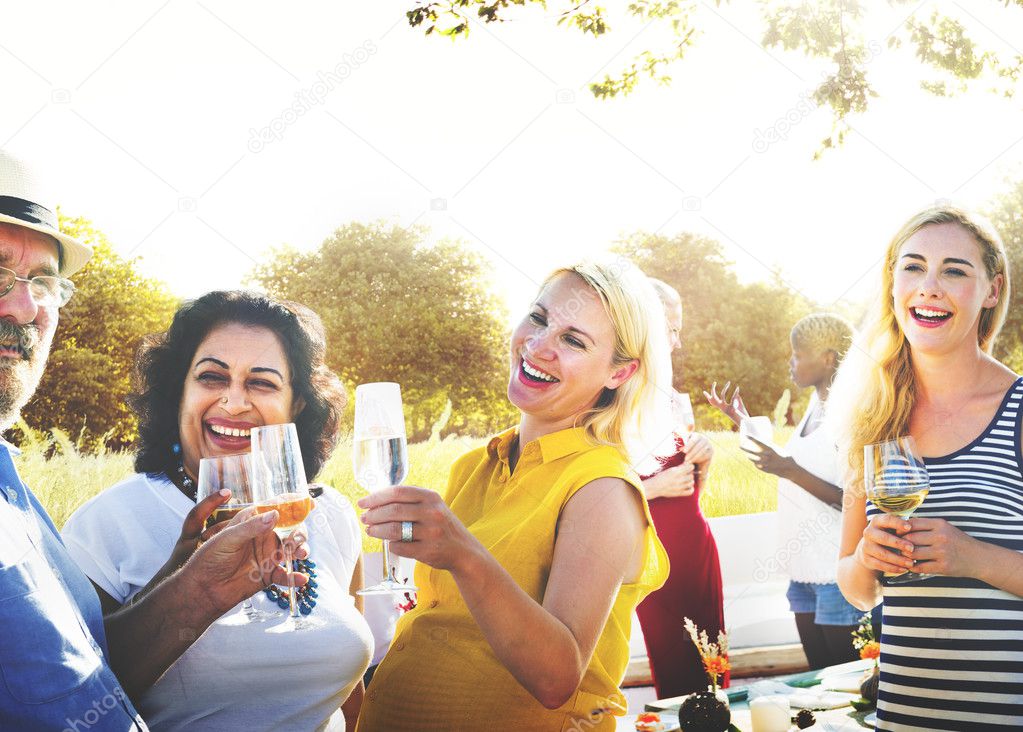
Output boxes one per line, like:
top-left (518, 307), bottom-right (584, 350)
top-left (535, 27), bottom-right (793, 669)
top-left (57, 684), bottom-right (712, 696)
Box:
top-left (219, 489), bottom-right (230, 497)
top-left (262, 511), bottom-right (276, 524)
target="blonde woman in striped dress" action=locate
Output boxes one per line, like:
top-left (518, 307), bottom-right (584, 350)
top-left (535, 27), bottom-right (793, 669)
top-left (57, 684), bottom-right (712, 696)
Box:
top-left (831, 205), bottom-right (1023, 730)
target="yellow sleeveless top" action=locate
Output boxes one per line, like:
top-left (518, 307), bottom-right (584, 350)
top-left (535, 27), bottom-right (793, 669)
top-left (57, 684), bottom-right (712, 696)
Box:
top-left (356, 426), bottom-right (669, 732)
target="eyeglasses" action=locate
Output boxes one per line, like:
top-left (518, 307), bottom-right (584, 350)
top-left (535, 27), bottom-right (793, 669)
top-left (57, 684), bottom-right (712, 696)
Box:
top-left (0, 267), bottom-right (75, 308)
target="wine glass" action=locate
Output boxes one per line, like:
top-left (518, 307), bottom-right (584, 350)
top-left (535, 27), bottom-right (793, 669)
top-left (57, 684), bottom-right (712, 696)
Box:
top-left (739, 415), bottom-right (773, 453)
top-left (353, 382), bottom-right (416, 595)
top-left (196, 454), bottom-right (277, 622)
top-left (864, 436), bottom-right (932, 583)
top-left (250, 423), bottom-right (318, 631)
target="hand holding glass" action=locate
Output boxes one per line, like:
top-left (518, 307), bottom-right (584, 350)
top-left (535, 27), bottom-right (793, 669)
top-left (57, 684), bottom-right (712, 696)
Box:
top-left (196, 454), bottom-right (276, 622)
top-left (353, 382), bottom-right (415, 595)
top-left (250, 423), bottom-right (316, 629)
top-left (864, 436), bottom-right (932, 583)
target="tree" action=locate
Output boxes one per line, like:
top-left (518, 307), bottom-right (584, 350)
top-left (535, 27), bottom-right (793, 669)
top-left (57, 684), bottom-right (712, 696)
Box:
top-left (984, 180), bottom-right (1023, 372)
top-left (249, 221), bottom-right (516, 440)
top-left (19, 215), bottom-right (179, 450)
top-left (614, 231), bottom-right (812, 427)
top-left (405, 1), bottom-right (1023, 154)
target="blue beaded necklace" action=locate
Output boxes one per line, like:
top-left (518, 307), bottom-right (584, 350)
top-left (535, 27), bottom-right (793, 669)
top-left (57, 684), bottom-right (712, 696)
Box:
top-left (263, 558), bottom-right (319, 615)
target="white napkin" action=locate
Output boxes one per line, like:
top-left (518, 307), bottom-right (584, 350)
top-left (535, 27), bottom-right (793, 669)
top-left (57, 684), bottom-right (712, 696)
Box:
top-left (747, 680), bottom-right (856, 710)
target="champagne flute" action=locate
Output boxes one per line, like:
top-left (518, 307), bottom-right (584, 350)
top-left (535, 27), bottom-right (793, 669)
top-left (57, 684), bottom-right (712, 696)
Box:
top-left (864, 436), bottom-right (933, 583)
top-left (250, 423), bottom-right (318, 631)
top-left (353, 382), bottom-right (416, 595)
top-left (196, 454), bottom-right (276, 622)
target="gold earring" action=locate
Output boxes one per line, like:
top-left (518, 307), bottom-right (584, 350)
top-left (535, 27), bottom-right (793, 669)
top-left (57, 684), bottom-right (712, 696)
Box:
top-left (221, 396), bottom-right (228, 404)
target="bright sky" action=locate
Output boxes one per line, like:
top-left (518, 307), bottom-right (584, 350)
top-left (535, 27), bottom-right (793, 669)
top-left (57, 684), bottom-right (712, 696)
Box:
top-left (5, 1), bottom-right (1023, 326)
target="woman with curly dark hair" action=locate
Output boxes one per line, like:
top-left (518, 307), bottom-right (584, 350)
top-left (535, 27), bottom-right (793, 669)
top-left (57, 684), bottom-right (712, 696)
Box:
top-left (62, 290), bottom-right (373, 731)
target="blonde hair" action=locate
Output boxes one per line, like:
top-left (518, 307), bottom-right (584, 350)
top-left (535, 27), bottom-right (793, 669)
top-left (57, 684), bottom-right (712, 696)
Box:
top-left (828, 204), bottom-right (1010, 493)
top-left (790, 313), bottom-right (854, 360)
top-left (541, 259), bottom-right (672, 460)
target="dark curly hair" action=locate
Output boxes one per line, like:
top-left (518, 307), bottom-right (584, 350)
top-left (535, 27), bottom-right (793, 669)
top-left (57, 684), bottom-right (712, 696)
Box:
top-left (130, 290), bottom-right (346, 480)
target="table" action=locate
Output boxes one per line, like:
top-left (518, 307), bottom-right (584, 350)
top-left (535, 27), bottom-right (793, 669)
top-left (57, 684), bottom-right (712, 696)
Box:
top-left (619, 659), bottom-right (876, 731)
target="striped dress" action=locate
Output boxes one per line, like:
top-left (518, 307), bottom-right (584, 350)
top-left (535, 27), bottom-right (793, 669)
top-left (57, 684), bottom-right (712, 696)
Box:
top-left (867, 376), bottom-right (1023, 731)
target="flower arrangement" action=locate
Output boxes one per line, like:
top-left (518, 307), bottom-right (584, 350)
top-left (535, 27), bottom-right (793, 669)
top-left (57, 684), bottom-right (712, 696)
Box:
top-left (851, 612), bottom-right (879, 667)
top-left (683, 617), bottom-right (731, 693)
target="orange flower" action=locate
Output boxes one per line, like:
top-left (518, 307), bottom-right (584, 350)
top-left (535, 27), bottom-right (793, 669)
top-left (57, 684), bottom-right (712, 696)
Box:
top-left (703, 656), bottom-right (731, 676)
top-left (860, 641), bottom-right (880, 661)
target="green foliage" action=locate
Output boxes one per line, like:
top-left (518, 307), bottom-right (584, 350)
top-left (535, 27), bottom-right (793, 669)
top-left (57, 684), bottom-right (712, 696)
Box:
top-left (17, 215), bottom-right (178, 451)
top-left (249, 221), bottom-right (517, 441)
top-left (984, 180), bottom-right (1023, 373)
top-left (405, 0), bottom-right (1023, 155)
top-left (613, 231), bottom-right (813, 425)
top-left (773, 388), bottom-right (791, 429)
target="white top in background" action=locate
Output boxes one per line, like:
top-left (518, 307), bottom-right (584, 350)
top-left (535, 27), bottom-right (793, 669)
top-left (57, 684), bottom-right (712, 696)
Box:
top-left (776, 393), bottom-right (844, 583)
top-left (62, 473), bottom-right (373, 732)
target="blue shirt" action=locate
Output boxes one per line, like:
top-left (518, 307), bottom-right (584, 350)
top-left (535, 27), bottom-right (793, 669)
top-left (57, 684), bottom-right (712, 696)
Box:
top-left (0, 443), bottom-right (146, 731)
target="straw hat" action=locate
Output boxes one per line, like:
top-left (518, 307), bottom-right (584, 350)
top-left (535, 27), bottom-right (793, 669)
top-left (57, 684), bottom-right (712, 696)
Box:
top-left (0, 149), bottom-right (91, 275)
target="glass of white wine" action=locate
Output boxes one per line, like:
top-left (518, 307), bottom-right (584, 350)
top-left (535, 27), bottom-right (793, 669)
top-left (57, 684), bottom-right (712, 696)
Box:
top-left (864, 436), bottom-right (933, 583)
top-left (353, 382), bottom-right (416, 595)
top-left (196, 453), bottom-right (276, 622)
top-left (250, 423), bottom-right (318, 631)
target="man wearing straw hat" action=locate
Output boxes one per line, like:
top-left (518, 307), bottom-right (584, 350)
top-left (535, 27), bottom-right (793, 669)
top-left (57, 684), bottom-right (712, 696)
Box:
top-left (0, 149), bottom-right (306, 731)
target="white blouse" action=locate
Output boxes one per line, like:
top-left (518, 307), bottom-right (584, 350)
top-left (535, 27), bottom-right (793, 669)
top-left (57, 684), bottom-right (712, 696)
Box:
top-left (63, 473), bottom-right (373, 731)
top-left (776, 393), bottom-right (845, 584)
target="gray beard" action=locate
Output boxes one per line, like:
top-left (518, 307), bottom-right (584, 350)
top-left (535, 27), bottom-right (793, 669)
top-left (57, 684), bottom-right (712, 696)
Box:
top-left (0, 323), bottom-right (47, 432)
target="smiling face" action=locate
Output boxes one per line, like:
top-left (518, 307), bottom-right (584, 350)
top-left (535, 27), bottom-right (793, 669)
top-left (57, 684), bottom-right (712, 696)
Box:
top-left (891, 222), bottom-right (1002, 357)
top-left (508, 272), bottom-right (637, 434)
top-left (0, 223), bottom-right (61, 429)
top-left (177, 322), bottom-right (303, 478)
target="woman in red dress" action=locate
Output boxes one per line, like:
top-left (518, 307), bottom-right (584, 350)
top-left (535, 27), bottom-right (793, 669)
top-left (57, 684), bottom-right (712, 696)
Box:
top-left (635, 279), bottom-right (726, 698)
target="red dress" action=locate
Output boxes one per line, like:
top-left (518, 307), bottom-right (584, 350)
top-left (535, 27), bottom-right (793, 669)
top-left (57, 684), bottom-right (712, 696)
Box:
top-left (636, 441), bottom-right (728, 698)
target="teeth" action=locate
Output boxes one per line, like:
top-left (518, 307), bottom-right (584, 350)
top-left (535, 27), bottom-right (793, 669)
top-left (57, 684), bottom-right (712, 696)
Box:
top-left (522, 360), bottom-right (557, 382)
top-left (913, 307), bottom-right (950, 319)
top-left (209, 424), bottom-right (251, 438)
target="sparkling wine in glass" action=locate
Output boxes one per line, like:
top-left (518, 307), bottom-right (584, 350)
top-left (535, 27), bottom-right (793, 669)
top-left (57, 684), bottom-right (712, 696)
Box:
top-left (196, 454), bottom-right (277, 622)
top-left (864, 436), bottom-right (932, 583)
top-left (353, 382), bottom-right (416, 595)
top-left (250, 423), bottom-right (318, 631)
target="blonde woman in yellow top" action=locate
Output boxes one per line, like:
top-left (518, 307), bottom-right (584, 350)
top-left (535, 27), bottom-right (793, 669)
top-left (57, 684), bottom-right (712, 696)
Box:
top-left (356, 260), bottom-right (671, 731)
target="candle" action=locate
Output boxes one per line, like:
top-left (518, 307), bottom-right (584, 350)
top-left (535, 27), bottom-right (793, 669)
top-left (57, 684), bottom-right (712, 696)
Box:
top-left (749, 695), bottom-right (791, 732)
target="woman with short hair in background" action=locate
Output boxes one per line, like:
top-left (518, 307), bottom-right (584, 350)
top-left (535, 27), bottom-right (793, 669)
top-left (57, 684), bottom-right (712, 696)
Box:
top-left (707, 312), bottom-right (861, 669)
